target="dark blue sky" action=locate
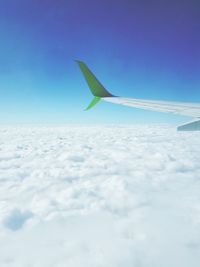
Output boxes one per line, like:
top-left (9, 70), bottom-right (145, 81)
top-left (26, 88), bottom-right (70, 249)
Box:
top-left (0, 0), bottom-right (199, 124)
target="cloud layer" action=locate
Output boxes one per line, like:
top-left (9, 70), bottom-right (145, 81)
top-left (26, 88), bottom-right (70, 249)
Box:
top-left (0, 125), bottom-right (200, 266)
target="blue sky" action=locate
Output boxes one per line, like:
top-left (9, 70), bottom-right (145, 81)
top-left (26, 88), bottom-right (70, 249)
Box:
top-left (0, 0), bottom-right (199, 124)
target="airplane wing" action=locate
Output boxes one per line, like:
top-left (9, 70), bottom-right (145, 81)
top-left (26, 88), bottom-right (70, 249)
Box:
top-left (76, 60), bottom-right (200, 131)
top-left (103, 97), bottom-right (200, 118)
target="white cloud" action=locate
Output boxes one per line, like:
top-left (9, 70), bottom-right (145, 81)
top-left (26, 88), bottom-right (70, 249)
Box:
top-left (0, 125), bottom-right (200, 266)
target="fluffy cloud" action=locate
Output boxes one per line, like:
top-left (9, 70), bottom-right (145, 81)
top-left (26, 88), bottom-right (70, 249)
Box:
top-left (0, 125), bottom-right (200, 266)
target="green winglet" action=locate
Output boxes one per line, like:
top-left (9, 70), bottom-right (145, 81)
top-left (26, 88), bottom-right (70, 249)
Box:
top-left (76, 60), bottom-right (114, 98)
top-left (85, 96), bottom-right (101, 111)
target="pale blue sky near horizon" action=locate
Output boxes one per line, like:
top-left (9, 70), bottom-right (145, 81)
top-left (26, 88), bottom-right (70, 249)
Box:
top-left (0, 0), bottom-right (199, 124)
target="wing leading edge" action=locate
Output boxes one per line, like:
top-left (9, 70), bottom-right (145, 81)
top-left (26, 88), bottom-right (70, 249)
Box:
top-left (76, 60), bottom-right (200, 131)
